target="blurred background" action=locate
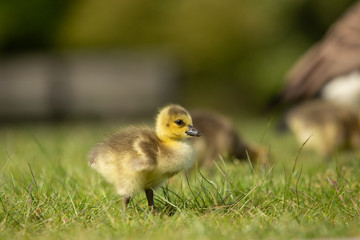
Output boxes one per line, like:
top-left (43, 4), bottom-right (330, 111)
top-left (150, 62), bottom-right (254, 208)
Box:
top-left (0, 0), bottom-right (357, 120)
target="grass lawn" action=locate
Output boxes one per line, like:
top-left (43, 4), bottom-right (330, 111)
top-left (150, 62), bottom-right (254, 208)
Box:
top-left (1, 118), bottom-right (360, 240)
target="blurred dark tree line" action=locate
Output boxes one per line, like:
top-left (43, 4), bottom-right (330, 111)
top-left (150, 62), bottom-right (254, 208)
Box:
top-left (0, 0), bottom-right (356, 113)
top-left (0, 0), bottom-right (70, 51)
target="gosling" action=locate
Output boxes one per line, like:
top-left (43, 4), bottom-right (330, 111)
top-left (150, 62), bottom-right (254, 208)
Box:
top-left (285, 100), bottom-right (360, 157)
top-left (190, 110), bottom-right (269, 169)
top-left (89, 104), bottom-right (200, 212)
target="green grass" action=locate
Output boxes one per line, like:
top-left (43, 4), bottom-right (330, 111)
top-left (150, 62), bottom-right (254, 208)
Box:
top-left (1, 119), bottom-right (360, 240)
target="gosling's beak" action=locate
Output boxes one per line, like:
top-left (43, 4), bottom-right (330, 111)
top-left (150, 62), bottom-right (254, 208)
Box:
top-left (186, 125), bottom-right (201, 137)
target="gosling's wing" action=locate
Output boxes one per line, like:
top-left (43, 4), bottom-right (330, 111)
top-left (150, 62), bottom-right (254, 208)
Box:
top-left (131, 129), bottom-right (160, 171)
top-left (89, 127), bottom-right (160, 172)
top-left (281, 1), bottom-right (360, 102)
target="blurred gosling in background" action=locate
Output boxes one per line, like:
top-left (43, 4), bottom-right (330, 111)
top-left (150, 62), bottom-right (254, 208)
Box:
top-left (190, 111), bottom-right (269, 170)
top-left (89, 104), bottom-right (200, 212)
top-left (285, 100), bottom-right (360, 157)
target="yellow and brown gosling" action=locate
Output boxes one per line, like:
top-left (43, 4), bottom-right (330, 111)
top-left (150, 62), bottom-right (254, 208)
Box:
top-left (190, 110), bottom-right (269, 169)
top-left (89, 104), bottom-right (200, 212)
top-left (285, 100), bottom-right (360, 157)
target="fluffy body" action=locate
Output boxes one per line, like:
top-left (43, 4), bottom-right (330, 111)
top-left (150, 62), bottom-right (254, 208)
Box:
top-left (89, 127), bottom-right (193, 197)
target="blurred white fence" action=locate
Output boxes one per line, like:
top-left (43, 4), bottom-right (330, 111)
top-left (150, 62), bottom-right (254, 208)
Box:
top-left (0, 52), bottom-right (180, 119)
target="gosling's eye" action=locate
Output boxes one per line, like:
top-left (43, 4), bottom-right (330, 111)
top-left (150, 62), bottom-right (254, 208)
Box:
top-left (175, 119), bottom-right (185, 126)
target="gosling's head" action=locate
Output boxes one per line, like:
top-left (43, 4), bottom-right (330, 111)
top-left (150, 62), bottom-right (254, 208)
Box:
top-left (156, 104), bottom-right (201, 141)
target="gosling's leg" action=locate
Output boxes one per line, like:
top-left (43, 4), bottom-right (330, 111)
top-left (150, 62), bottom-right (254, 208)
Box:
top-left (122, 196), bottom-right (131, 212)
top-left (145, 188), bottom-right (156, 213)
